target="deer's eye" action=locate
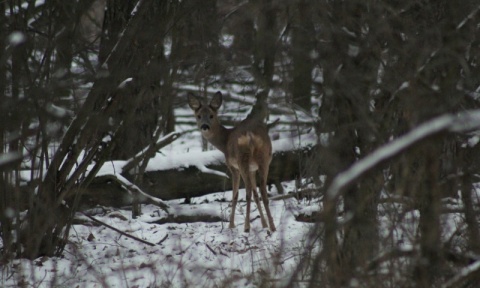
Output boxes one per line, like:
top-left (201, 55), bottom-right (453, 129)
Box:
top-left (209, 115), bottom-right (213, 119)
top-left (197, 115), bottom-right (201, 119)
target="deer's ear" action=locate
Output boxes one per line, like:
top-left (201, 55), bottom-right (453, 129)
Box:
top-left (187, 92), bottom-right (201, 110)
top-left (210, 91), bottom-right (223, 110)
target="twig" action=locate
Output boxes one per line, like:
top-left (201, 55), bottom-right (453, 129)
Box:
top-left (366, 248), bottom-right (415, 271)
top-left (81, 212), bottom-right (156, 246)
top-left (157, 234), bottom-right (169, 245)
top-left (122, 132), bottom-right (180, 174)
top-left (218, 249), bottom-right (228, 257)
top-left (205, 243), bottom-right (217, 256)
top-left (270, 188), bottom-right (320, 201)
top-left (267, 118), bottom-right (280, 130)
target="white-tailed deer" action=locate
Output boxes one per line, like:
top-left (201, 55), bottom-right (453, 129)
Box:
top-left (188, 91), bottom-right (276, 232)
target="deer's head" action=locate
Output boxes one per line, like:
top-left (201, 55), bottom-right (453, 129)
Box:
top-left (187, 91), bottom-right (223, 139)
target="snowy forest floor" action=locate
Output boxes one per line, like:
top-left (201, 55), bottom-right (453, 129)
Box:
top-left (2, 182), bottom-right (318, 287)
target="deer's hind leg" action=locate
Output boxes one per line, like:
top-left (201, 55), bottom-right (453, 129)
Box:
top-left (250, 171), bottom-right (268, 228)
top-left (239, 167), bottom-right (254, 233)
top-left (259, 164), bottom-right (276, 232)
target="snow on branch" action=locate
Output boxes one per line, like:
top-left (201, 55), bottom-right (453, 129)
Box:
top-left (442, 260), bottom-right (480, 288)
top-left (327, 110), bottom-right (480, 200)
top-left (0, 152), bottom-right (22, 168)
top-left (95, 173), bottom-right (169, 212)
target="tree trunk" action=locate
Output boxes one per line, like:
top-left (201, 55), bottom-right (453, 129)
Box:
top-left (461, 173), bottom-right (480, 254)
top-left (413, 144), bottom-right (444, 287)
top-left (252, 0), bottom-right (277, 91)
top-left (290, 0), bottom-right (314, 111)
top-left (313, 1), bottom-right (383, 284)
top-left (105, 0), bottom-right (167, 160)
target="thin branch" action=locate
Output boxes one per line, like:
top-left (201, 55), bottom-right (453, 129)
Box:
top-left (81, 213), bottom-right (156, 247)
top-left (326, 110), bottom-right (480, 200)
top-left (205, 243), bottom-right (217, 256)
top-left (442, 260), bottom-right (480, 288)
top-left (122, 131), bottom-right (180, 174)
top-left (157, 234), bottom-right (169, 245)
top-left (365, 248), bottom-right (415, 271)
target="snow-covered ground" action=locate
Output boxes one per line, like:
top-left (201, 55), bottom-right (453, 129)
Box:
top-left (2, 182), bottom-right (318, 287)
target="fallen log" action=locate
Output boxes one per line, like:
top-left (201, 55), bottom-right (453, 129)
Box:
top-left (82, 134), bottom-right (316, 206)
top-left (148, 214), bottom-right (224, 225)
top-left (85, 145), bottom-right (314, 204)
top-left (135, 144), bottom-right (315, 200)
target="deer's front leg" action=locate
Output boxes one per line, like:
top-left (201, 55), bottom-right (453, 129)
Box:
top-left (229, 168), bottom-right (240, 229)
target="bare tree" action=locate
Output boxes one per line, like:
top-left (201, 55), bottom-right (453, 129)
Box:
top-left (290, 0), bottom-right (315, 111)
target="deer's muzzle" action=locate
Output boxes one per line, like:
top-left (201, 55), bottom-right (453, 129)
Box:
top-left (201, 124), bottom-right (210, 131)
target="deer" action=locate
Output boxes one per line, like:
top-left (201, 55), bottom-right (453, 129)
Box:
top-left (188, 91), bottom-right (276, 233)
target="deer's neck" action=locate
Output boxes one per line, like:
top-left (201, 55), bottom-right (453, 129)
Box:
top-left (204, 124), bottom-right (231, 155)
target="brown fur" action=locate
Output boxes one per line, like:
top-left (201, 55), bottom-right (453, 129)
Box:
top-left (188, 91), bottom-right (276, 232)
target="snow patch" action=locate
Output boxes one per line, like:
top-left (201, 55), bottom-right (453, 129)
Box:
top-left (0, 152), bottom-right (22, 167)
top-left (45, 102), bottom-right (73, 118)
top-left (8, 31), bottom-right (26, 46)
top-left (118, 78), bottom-right (133, 89)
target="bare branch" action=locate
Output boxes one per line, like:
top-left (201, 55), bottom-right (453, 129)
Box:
top-left (81, 213), bottom-right (157, 247)
top-left (122, 132), bottom-right (180, 174)
top-left (326, 110), bottom-right (480, 200)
